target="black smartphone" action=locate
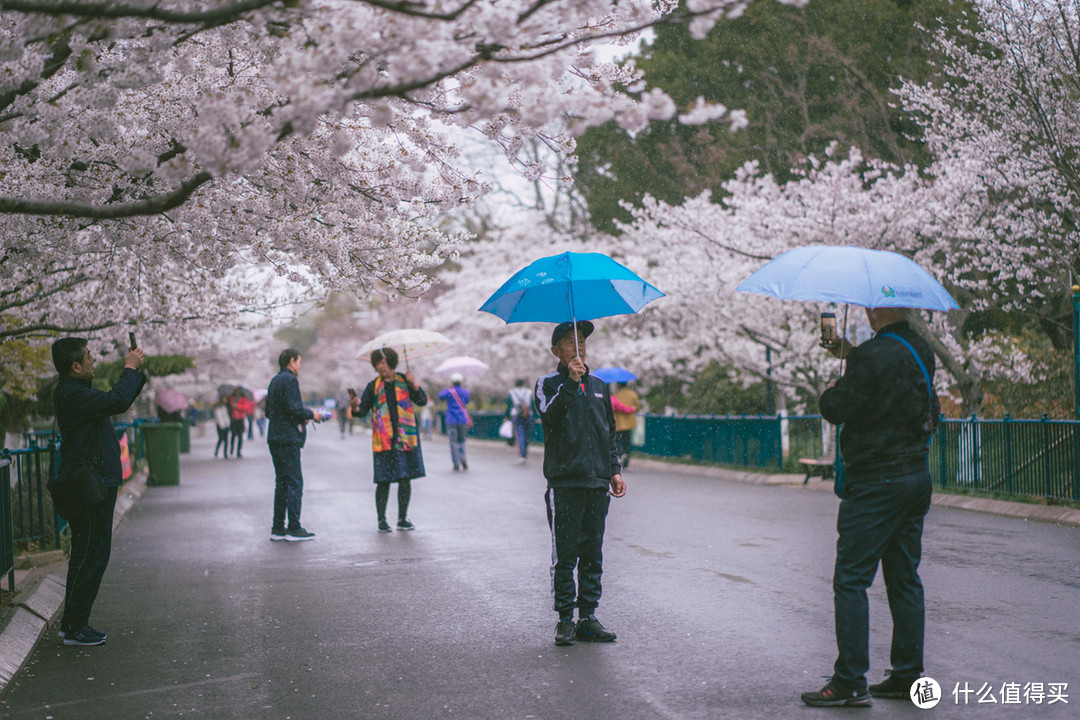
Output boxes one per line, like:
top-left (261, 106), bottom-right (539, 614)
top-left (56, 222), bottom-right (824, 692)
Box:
top-left (129, 332), bottom-right (138, 351)
top-left (820, 312), bottom-right (837, 345)
top-left (347, 388), bottom-right (357, 400)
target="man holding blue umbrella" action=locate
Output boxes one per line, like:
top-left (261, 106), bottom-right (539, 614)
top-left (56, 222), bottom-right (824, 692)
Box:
top-left (801, 306), bottom-right (941, 707)
top-left (537, 320), bottom-right (626, 646)
top-left (479, 251), bottom-right (662, 647)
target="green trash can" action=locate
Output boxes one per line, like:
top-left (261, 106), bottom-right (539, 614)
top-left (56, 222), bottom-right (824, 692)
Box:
top-left (179, 419), bottom-right (191, 454)
top-left (143, 422), bottom-right (181, 486)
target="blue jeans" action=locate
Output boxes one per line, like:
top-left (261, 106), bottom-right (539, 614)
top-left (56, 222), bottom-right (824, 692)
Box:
top-left (513, 415), bottom-right (530, 458)
top-left (270, 443), bottom-right (304, 531)
top-left (447, 423), bottom-right (468, 467)
top-left (62, 486), bottom-right (118, 630)
top-left (833, 468), bottom-right (932, 690)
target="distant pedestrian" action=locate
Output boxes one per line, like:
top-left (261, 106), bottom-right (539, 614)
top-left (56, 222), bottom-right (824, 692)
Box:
top-left (611, 382), bottom-right (640, 468)
top-left (438, 372), bottom-right (471, 471)
top-left (226, 387), bottom-right (250, 458)
top-left (507, 379), bottom-right (533, 463)
top-left (266, 349), bottom-right (323, 542)
top-left (335, 390), bottom-right (353, 438)
top-left (351, 347), bottom-right (428, 533)
top-left (213, 397), bottom-right (231, 458)
top-left (536, 321), bottom-right (625, 647)
top-left (51, 337), bottom-right (146, 646)
top-left (801, 307), bottom-right (940, 707)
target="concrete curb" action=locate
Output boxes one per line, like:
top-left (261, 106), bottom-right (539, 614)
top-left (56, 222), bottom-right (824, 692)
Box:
top-left (0, 470), bottom-right (147, 697)
top-left (624, 455), bottom-right (1080, 526)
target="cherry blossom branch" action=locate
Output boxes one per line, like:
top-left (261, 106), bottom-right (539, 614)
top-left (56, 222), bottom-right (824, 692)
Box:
top-left (0, 172), bottom-right (213, 218)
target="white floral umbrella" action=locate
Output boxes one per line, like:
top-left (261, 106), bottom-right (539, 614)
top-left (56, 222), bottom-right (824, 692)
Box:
top-left (357, 328), bottom-right (454, 369)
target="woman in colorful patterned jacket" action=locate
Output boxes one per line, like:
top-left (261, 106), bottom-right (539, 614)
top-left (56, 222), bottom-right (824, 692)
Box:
top-left (351, 347), bottom-right (428, 533)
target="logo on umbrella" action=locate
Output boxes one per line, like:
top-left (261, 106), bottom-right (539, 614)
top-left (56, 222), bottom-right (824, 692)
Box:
top-left (881, 285), bottom-right (896, 298)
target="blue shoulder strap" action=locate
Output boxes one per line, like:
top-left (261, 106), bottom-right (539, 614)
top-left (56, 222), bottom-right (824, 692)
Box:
top-left (879, 331), bottom-right (931, 400)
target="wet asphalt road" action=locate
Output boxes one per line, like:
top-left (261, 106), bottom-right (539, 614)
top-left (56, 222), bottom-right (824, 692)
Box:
top-left (1, 424), bottom-right (1077, 719)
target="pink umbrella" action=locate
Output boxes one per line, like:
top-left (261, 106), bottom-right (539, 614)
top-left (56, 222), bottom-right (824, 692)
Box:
top-left (154, 388), bottom-right (190, 414)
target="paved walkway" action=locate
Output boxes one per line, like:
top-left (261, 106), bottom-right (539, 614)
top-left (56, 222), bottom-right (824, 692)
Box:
top-left (1, 426), bottom-right (1077, 718)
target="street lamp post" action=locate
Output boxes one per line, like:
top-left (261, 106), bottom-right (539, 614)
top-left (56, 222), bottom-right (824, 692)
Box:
top-left (1074, 286), bottom-right (1080, 419)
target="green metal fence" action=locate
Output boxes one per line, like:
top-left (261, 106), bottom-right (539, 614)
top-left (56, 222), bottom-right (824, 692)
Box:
top-left (464, 410), bottom-right (1080, 503)
top-left (932, 415), bottom-right (1080, 501)
top-left (1, 444), bottom-right (62, 569)
top-left (1, 455), bottom-right (13, 590)
top-left (2, 420), bottom-right (154, 590)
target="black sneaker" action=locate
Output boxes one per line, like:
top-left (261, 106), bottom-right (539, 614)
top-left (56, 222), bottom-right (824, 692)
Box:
top-left (554, 620), bottom-right (577, 646)
top-left (461, 461), bottom-right (467, 470)
top-left (378, 520), bottom-right (392, 533)
top-left (801, 679), bottom-right (872, 707)
top-left (63, 625), bottom-right (106, 646)
top-left (270, 527), bottom-right (288, 542)
top-left (285, 527), bottom-right (315, 542)
top-left (869, 673), bottom-right (919, 699)
top-left (397, 519), bottom-right (415, 531)
top-left (575, 617), bottom-right (617, 642)
top-left (59, 625), bottom-right (107, 641)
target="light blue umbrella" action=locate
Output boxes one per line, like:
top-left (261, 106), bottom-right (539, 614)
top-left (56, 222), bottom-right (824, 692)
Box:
top-left (479, 252), bottom-right (665, 324)
top-left (735, 245), bottom-right (959, 311)
top-left (592, 366), bottom-right (638, 384)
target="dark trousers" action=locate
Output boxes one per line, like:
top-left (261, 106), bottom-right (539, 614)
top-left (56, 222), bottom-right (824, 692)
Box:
top-left (833, 469), bottom-right (932, 690)
top-left (214, 426), bottom-right (230, 457)
top-left (615, 430), bottom-right (632, 465)
top-left (545, 487), bottom-right (610, 618)
top-left (62, 486), bottom-right (118, 631)
top-left (270, 443), bottom-right (304, 531)
top-left (229, 419), bottom-right (245, 456)
top-left (375, 480), bottom-right (412, 522)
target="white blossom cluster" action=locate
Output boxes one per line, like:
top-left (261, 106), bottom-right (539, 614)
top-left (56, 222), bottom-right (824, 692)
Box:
top-left (0, 0), bottom-right (812, 351)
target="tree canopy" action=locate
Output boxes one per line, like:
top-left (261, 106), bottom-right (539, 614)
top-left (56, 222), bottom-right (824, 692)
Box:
top-left (573, 0), bottom-right (972, 232)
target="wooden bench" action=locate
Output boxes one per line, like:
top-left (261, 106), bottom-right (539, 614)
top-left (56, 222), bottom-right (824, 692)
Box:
top-left (798, 457), bottom-right (835, 485)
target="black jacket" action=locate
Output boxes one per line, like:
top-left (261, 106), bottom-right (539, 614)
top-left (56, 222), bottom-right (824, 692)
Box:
top-left (536, 363), bottom-right (621, 488)
top-left (266, 369), bottom-right (315, 447)
top-left (820, 321), bottom-right (941, 481)
top-left (54, 368), bottom-right (146, 487)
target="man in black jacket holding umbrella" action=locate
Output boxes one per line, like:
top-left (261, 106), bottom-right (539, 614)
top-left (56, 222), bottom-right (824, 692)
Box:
top-left (52, 337), bottom-right (145, 647)
top-left (802, 307), bottom-right (941, 707)
top-left (536, 320), bottom-right (626, 646)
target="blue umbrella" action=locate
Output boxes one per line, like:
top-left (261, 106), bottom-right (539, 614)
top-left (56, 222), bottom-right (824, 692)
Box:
top-left (735, 245), bottom-right (959, 311)
top-left (592, 366), bottom-right (638, 384)
top-left (479, 252), bottom-right (665, 324)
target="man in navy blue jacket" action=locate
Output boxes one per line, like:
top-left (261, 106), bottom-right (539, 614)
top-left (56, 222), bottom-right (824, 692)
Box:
top-left (52, 337), bottom-right (145, 647)
top-left (536, 320), bottom-right (625, 647)
top-left (266, 348), bottom-right (322, 542)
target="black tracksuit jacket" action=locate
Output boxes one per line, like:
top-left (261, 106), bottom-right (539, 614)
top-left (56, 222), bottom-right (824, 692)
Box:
top-left (536, 363), bottom-right (622, 488)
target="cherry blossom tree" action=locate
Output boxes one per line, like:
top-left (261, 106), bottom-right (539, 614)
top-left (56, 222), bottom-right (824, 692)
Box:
top-left (0, 0), bottom-right (803, 342)
top-left (586, 0), bottom-right (1080, 417)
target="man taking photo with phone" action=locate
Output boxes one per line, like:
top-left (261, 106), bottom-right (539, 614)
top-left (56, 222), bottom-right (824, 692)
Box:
top-left (52, 337), bottom-right (145, 646)
top-left (802, 307), bottom-right (940, 707)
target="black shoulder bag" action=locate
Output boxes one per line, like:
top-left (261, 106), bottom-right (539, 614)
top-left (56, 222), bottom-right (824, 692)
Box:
top-left (47, 422), bottom-right (107, 520)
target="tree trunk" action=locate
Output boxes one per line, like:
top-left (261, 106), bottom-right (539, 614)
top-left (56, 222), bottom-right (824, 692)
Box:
top-left (908, 312), bottom-right (984, 416)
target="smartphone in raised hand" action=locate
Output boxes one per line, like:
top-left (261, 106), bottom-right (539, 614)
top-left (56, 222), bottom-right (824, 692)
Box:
top-left (820, 312), bottom-right (837, 347)
top-left (129, 332), bottom-right (138, 351)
